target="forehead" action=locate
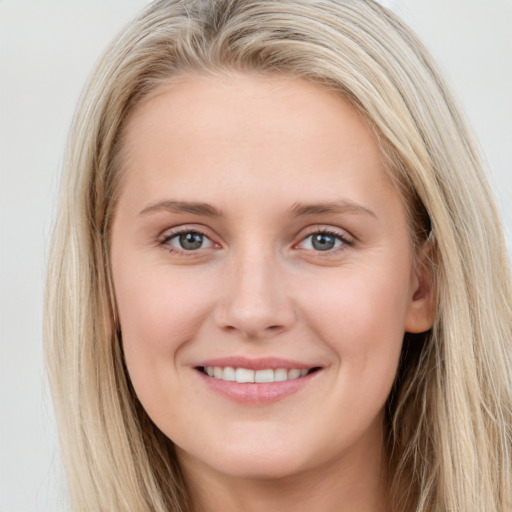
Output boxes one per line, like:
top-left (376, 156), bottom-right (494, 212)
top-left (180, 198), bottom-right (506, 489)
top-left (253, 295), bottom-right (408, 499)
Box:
top-left (125, 73), bottom-right (378, 149)
top-left (118, 73), bottom-right (400, 217)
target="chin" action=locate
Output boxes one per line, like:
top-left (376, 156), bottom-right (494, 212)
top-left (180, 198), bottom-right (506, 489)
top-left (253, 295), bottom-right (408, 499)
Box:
top-left (178, 438), bottom-right (315, 482)
top-left (224, 456), bottom-right (305, 480)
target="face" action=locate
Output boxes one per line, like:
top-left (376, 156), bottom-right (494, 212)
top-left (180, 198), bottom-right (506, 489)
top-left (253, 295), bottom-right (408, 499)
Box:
top-left (111, 73), bottom-right (433, 483)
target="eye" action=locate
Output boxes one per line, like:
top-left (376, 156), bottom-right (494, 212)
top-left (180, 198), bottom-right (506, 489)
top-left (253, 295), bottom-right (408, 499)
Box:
top-left (297, 230), bottom-right (350, 252)
top-left (161, 230), bottom-right (214, 251)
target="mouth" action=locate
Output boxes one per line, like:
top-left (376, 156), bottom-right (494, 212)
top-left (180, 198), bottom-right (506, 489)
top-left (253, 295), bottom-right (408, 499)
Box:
top-left (192, 357), bottom-right (323, 404)
top-left (196, 366), bottom-right (321, 383)
top-left (193, 357), bottom-right (323, 403)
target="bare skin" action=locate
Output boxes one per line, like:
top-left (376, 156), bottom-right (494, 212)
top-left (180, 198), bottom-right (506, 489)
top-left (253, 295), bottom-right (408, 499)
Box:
top-left (178, 412), bottom-right (391, 512)
top-left (111, 73), bottom-right (433, 512)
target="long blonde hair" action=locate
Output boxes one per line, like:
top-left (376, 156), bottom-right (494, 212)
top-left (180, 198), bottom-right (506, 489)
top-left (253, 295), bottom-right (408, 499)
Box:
top-left (45, 1), bottom-right (512, 510)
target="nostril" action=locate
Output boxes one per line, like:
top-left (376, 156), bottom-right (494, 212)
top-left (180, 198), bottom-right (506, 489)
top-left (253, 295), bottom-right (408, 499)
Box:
top-left (221, 322), bottom-right (286, 338)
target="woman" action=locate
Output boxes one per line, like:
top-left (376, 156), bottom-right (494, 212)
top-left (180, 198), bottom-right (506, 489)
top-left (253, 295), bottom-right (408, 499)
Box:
top-left (45, 0), bottom-right (512, 511)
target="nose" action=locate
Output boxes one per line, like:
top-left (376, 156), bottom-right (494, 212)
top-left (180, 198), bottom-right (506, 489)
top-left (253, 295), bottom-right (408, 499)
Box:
top-left (213, 249), bottom-right (296, 339)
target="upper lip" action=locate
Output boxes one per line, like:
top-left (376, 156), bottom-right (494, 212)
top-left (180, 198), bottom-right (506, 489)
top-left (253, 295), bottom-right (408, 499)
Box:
top-left (194, 356), bottom-right (320, 371)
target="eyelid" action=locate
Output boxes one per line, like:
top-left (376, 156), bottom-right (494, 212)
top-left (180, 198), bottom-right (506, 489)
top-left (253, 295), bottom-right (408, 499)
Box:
top-left (294, 226), bottom-right (355, 251)
top-left (156, 224), bottom-right (354, 255)
top-left (157, 225), bottom-right (221, 253)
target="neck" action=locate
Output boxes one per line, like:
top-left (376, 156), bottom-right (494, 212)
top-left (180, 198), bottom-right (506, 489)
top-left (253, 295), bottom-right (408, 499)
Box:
top-left (178, 418), bottom-right (391, 512)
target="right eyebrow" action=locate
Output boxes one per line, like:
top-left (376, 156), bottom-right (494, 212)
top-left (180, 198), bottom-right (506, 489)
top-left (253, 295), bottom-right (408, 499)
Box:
top-left (288, 200), bottom-right (376, 218)
top-left (138, 200), bottom-right (223, 217)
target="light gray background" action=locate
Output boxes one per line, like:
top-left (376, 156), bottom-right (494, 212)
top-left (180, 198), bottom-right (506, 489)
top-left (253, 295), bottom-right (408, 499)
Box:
top-left (1, 1), bottom-right (511, 510)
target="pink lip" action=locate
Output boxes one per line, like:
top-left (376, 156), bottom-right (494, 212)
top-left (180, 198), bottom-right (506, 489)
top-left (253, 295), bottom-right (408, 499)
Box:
top-left (195, 356), bottom-right (316, 371)
top-left (192, 357), bottom-right (322, 405)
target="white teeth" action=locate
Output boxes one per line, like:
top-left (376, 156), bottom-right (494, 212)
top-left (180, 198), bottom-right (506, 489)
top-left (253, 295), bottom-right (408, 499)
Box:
top-left (203, 366), bottom-right (311, 383)
top-left (223, 367), bottom-right (235, 381)
top-left (274, 368), bottom-right (288, 381)
top-left (255, 369), bottom-right (274, 383)
top-left (235, 368), bottom-right (255, 383)
top-left (287, 369), bottom-right (301, 379)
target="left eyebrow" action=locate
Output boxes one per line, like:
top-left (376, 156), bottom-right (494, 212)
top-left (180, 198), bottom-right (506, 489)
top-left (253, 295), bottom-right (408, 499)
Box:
top-left (138, 200), bottom-right (223, 217)
top-left (288, 200), bottom-right (376, 218)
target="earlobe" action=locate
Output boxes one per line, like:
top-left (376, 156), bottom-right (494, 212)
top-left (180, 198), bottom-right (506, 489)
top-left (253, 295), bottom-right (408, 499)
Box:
top-left (404, 236), bottom-right (436, 334)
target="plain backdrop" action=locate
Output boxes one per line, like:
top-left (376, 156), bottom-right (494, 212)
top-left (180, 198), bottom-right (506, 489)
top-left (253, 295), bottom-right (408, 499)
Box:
top-left (1, 1), bottom-right (511, 510)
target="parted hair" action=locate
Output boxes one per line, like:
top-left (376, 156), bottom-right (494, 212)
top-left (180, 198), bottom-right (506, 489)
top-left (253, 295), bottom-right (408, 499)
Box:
top-left (45, 1), bottom-right (512, 510)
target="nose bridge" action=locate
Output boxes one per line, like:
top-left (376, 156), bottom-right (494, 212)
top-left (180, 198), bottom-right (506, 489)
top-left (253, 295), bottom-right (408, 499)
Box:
top-left (215, 241), bottom-right (295, 338)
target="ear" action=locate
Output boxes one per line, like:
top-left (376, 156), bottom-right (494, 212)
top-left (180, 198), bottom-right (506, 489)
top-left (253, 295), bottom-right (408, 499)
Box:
top-left (404, 236), bottom-right (436, 333)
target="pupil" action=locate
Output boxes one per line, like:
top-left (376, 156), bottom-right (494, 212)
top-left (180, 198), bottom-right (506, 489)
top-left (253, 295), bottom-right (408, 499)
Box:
top-left (312, 233), bottom-right (335, 251)
top-left (179, 232), bottom-right (203, 250)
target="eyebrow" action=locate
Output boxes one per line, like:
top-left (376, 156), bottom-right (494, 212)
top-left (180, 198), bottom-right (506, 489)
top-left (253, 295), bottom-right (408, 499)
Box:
top-left (138, 199), bottom-right (375, 218)
top-left (288, 200), bottom-right (376, 218)
top-left (139, 200), bottom-right (223, 217)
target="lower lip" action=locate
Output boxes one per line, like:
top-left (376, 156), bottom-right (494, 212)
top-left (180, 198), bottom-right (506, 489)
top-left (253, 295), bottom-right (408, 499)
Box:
top-left (195, 369), bottom-right (320, 405)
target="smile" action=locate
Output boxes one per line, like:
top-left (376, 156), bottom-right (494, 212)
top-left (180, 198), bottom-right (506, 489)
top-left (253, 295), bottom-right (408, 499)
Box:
top-left (194, 358), bottom-right (323, 404)
top-left (201, 366), bottom-right (314, 383)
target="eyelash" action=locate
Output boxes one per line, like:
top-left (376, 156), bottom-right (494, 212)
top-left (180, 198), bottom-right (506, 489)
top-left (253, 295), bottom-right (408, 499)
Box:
top-left (157, 227), bottom-right (354, 255)
top-left (297, 228), bottom-right (354, 253)
top-left (158, 227), bottom-right (215, 255)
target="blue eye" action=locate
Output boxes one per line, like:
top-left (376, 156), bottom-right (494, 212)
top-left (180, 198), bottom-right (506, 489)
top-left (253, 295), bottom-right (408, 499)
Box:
top-left (298, 231), bottom-right (346, 251)
top-left (164, 231), bottom-right (213, 251)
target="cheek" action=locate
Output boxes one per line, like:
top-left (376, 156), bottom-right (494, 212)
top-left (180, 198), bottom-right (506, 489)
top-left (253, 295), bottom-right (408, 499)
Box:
top-left (113, 263), bottom-right (216, 378)
top-left (299, 265), bottom-right (409, 377)
top-left (113, 264), bottom-right (222, 430)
